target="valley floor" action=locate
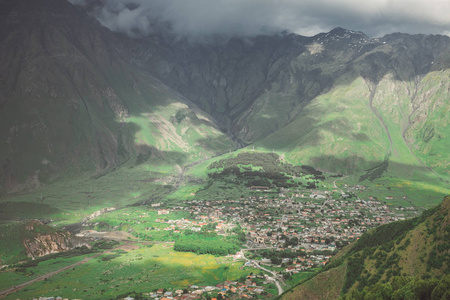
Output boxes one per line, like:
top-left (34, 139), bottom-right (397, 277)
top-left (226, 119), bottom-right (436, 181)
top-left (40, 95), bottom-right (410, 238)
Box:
top-left (0, 180), bottom-right (428, 300)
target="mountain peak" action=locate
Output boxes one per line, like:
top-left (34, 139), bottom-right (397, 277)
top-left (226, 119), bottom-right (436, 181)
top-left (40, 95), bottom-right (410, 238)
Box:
top-left (329, 27), bottom-right (368, 38)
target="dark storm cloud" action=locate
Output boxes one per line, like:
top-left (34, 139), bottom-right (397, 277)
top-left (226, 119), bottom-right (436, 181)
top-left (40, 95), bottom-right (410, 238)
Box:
top-left (68, 0), bottom-right (450, 38)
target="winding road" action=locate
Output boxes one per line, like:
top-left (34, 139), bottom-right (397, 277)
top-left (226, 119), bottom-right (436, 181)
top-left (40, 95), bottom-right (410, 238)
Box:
top-left (240, 250), bottom-right (285, 295)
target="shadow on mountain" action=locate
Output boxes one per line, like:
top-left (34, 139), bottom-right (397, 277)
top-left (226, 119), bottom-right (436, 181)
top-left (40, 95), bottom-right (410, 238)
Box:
top-left (0, 0), bottom-right (236, 193)
top-left (134, 145), bottom-right (189, 167)
top-left (2, 0), bottom-right (450, 195)
top-left (256, 102), bottom-right (372, 151)
top-left (131, 28), bottom-right (450, 145)
top-left (0, 201), bottom-right (60, 222)
top-left (194, 135), bottom-right (238, 154)
top-left (307, 154), bottom-right (449, 186)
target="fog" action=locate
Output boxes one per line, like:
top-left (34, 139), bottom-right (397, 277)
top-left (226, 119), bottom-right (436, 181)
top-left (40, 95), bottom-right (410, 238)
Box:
top-left (68, 0), bottom-right (450, 39)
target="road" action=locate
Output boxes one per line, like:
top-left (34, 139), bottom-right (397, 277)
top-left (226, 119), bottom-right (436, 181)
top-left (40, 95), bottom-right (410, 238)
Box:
top-left (0, 241), bottom-right (139, 299)
top-left (333, 177), bottom-right (345, 194)
top-left (240, 250), bottom-right (284, 295)
top-left (0, 254), bottom-right (101, 298)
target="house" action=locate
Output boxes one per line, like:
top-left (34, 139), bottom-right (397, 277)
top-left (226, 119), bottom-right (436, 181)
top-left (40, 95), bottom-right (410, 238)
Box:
top-left (250, 186), bottom-right (270, 191)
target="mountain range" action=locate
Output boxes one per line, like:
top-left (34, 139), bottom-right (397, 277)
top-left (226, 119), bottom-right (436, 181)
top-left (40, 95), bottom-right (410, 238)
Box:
top-left (0, 0), bottom-right (449, 199)
top-left (0, 0), bottom-right (449, 299)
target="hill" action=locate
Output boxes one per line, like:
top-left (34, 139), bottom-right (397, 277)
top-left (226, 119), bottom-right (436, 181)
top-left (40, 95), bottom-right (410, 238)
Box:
top-left (281, 195), bottom-right (450, 300)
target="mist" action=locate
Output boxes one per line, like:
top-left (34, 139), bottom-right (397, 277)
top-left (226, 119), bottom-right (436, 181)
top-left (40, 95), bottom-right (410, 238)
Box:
top-left (68, 0), bottom-right (450, 39)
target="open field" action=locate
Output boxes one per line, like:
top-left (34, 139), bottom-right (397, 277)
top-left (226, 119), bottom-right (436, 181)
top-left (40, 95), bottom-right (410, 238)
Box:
top-left (7, 243), bottom-right (257, 300)
top-left (0, 254), bottom-right (92, 292)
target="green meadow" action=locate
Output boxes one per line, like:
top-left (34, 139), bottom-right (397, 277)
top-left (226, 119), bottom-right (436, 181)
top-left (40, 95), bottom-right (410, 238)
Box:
top-left (10, 243), bottom-right (258, 300)
top-left (0, 254), bottom-right (91, 291)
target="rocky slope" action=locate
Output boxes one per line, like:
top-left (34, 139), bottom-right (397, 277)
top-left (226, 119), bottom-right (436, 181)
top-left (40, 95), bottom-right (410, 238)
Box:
top-left (282, 195), bottom-right (450, 299)
top-left (0, 219), bottom-right (90, 263)
top-left (22, 219), bottom-right (89, 258)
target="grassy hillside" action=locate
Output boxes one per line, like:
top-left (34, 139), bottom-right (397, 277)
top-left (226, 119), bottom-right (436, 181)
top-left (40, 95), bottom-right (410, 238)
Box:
top-left (254, 69), bottom-right (450, 177)
top-left (250, 70), bottom-right (449, 201)
top-left (282, 195), bottom-right (450, 300)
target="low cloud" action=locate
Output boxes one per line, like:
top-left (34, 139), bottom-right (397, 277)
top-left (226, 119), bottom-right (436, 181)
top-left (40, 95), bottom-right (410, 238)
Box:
top-left (68, 0), bottom-right (450, 39)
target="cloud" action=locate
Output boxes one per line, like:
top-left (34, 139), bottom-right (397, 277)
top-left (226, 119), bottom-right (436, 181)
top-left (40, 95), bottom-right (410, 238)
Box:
top-left (68, 0), bottom-right (450, 39)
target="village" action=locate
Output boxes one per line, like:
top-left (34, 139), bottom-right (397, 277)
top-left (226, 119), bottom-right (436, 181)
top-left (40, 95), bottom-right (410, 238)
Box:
top-left (132, 185), bottom-right (419, 300)
top-left (33, 185), bottom-right (420, 300)
top-left (164, 186), bottom-right (417, 255)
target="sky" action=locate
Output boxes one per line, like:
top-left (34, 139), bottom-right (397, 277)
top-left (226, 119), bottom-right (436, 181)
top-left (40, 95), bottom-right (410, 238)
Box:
top-left (68, 0), bottom-right (450, 39)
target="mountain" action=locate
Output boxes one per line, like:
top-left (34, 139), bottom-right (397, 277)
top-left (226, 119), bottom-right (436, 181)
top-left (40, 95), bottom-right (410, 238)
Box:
top-left (0, 0), bottom-right (449, 197)
top-left (0, 0), bottom-right (234, 194)
top-left (125, 28), bottom-right (450, 178)
top-left (281, 195), bottom-right (450, 300)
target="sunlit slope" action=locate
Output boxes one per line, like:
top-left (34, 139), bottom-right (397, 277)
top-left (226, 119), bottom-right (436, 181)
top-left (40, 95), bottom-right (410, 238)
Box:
top-left (403, 70), bottom-right (450, 175)
top-left (254, 76), bottom-right (392, 173)
top-left (254, 71), bottom-right (449, 182)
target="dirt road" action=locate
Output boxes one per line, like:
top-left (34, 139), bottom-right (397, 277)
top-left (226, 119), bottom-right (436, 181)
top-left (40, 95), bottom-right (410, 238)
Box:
top-left (0, 241), bottom-right (142, 299)
top-left (0, 253), bottom-right (101, 298)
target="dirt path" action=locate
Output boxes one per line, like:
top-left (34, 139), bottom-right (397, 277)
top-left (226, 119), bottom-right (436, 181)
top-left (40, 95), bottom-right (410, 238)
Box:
top-left (333, 176), bottom-right (346, 194)
top-left (0, 242), bottom-right (136, 299)
top-left (0, 254), bottom-right (99, 298)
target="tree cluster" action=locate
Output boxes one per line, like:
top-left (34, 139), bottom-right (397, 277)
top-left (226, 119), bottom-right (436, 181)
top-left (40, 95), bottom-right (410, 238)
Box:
top-left (341, 275), bottom-right (450, 300)
top-left (174, 236), bottom-right (240, 256)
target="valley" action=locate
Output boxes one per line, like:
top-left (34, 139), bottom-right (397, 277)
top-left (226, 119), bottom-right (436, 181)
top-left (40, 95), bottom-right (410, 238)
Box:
top-left (0, 0), bottom-right (449, 299)
top-left (0, 161), bottom-right (446, 299)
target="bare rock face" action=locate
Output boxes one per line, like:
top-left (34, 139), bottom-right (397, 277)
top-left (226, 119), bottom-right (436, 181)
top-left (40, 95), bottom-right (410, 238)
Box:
top-left (22, 220), bottom-right (90, 259)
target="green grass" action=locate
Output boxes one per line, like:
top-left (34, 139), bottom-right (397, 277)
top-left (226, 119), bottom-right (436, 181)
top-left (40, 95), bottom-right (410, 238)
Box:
top-left (255, 77), bottom-right (388, 173)
top-left (250, 72), bottom-right (449, 191)
top-left (0, 254), bottom-right (92, 291)
top-left (10, 243), bottom-right (258, 300)
top-left (0, 163), bottom-right (177, 225)
top-left (87, 207), bottom-right (191, 241)
top-left (341, 175), bottom-right (450, 208)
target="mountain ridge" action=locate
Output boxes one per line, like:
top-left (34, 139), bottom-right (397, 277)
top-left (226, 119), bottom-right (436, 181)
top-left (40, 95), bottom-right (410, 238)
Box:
top-left (0, 0), bottom-right (448, 195)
